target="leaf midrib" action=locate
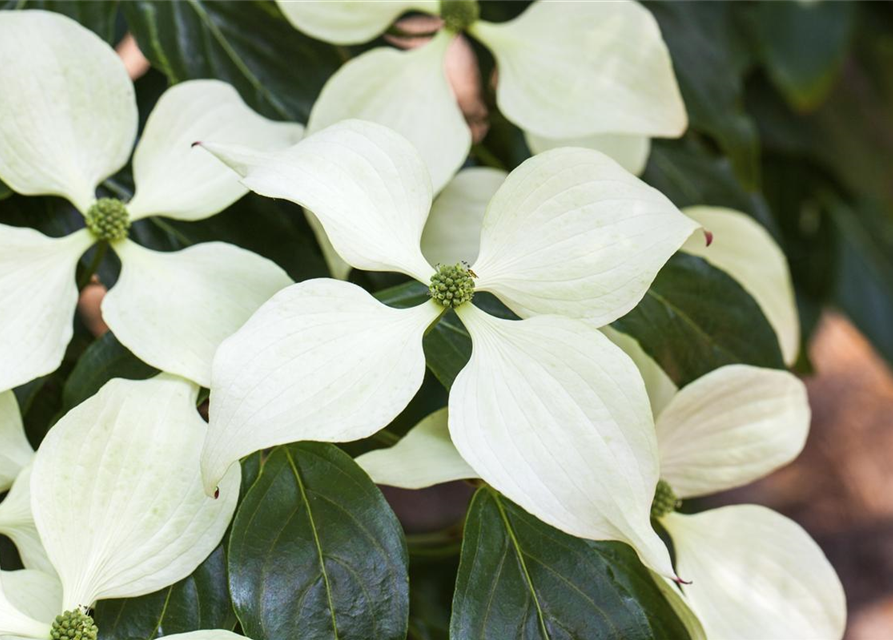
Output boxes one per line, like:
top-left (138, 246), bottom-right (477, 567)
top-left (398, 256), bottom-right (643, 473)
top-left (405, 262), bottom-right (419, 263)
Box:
top-left (493, 492), bottom-right (551, 640)
top-left (285, 448), bottom-right (341, 640)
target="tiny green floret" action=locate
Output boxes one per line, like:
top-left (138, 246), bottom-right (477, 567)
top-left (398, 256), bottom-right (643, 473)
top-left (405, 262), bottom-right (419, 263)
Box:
top-left (650, 479), bottom-right (680, 519)
top-left (85, 197), bottom-right (130, 241)
top-left (51, 608), bottom-right (98, 640)
top-left (429, 262), bottom-right (476, 308)
top-left (440, 0), bottom-right (480, 33)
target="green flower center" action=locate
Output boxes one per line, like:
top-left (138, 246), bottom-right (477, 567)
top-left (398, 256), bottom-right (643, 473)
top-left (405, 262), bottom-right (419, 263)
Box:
top-left (429, 262), bottom-right (476, 308)
top-left (650, 479), bottom-right (680, 519)
top-left (440, 0), bottom-right (480, 33)
top-left (51, 609), bottom-right (98, 640)
top-left (85, 198), bottom-right (130, 241)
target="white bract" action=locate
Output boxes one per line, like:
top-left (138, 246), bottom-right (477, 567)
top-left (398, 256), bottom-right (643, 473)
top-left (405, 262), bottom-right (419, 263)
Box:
top-left (0, 10), bottom-right (297, 390)
top-left (281, 0), bottom-right (684, 277)
top-left (286, 0), bottom-right (685, 190)
top-left (416, 172), bottom-right (800, 366)
top-left (648, 363), bottom-right (846, 640)
top-left (197, 118), bottom-right (698, 578)
top-left (0, 391), bottom-right (33, 493)
top-left (363, 358), bottom-right (846, 639)
top-left (0, 374), bottom-right (241, 639)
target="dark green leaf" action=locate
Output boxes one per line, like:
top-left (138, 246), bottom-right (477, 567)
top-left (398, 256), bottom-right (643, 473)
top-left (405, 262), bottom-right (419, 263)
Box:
top-left (3, 0), bottom-right (120, 42)
top-left (643, 138), bottom-right (777, 237)
top-left (0, 180), bottom-right (10, 201)
top-left (451, 488), bottom-right (690, 640)
top-left (741, 1), bottom-right (855, 111)
top-left (62, 331), bottom-right (157, 411)
top-left (122, 0), bottom-right (343, 122)
top-left (612, 253), bottom-right (784, 387)
top-left (647, 1), bottom-right (760, 189)
top-left (830, 197), bottom-right (893, 365)
top-left (95, 544), bottom-right (235, 640)
top-left (228, 443), bottom-right (409, 640)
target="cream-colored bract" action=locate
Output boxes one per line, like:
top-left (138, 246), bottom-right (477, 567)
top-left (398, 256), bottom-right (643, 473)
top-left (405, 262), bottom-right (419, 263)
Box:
top-left (163, 633), bottom-right (256, 640)
top-left (0, 391), bottom-right (34, 493)
top-left (663, 507), bottom-right (846, 640)
top-left (0, 228), bottom-right (94, 391)
top-left (420, 167), bottom-right (507, 267)
top-left (30, 375), bottom-right (240, 610)
top-left (525, 132), bottom-right (652, 176)
top-left (0, 10), bottom-right (136, 213)
top-left (356, 408), bottom-right (477, 489)
top-left (128, 80), bottom-right (304, 222)
top-left (276, 0), bottom-right (435, 45)
top-left (0, 570), bottom-right (61, 629)
top-left (203, 279), bottom-right (442, 496)
top-left (0, 569), bottom-right (51, 639)
top-left (470, 0), bottom-right (686, 140)
top-left (655, 364), bottom-right (810, 499)
top-left (0, 466), bottom-right (53, 576)
top-left (682, 206), bottom-right (801, 365)
top-left (103, 241), bottom-right (292, 388)
top-left (201, 120), bottom-right (697, 578)
top-left (637, 362), bottom-right (846, 640)
top-left (286, 0), bottom-right (684, 196)
top-left (308, 31), bottom-right (469, 194)
top-left (0, 11), bottom-right (300, 390)
top-left (471, 147), bottom-right (698, 324)
top-left (450, 304), bottom-right (674, 577)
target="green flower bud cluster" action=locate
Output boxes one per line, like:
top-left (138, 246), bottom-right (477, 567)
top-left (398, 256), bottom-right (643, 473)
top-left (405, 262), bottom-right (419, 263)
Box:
top-left (51, 609), bottom-right (98, 640)
top-left (440, 0), bottom-right (480, 33)
top-left (650, 479), bottom-right (680, 519)
top-left (429, 262), bottom-right (476, 308)
top-left (85, 197), bottom-right (130, 241)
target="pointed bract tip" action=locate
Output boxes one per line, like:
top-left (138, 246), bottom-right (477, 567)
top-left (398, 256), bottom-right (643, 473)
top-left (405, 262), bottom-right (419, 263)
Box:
top-left (672, 575), bottom-right (692, 586)
top-left (704, 229), bottom-right (714, 247)
top-left (213, 486), bottom-right (220, 500)
top-left (191, 141), bottom-right (202, 148)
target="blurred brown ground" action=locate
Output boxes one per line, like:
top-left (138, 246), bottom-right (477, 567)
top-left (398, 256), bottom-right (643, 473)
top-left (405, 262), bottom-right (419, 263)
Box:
top-left (711, 312), bottom-right (893, 640)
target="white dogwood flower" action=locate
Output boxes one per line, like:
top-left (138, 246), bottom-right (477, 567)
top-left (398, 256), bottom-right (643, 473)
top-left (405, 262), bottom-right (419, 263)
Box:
top-left (0, 374), bottom-right (240, 639)
top-left (196, 118), bottom-right (698, 578)
top-left (361, 359), bottom-right (846, 639)
top-left (282, 0), bottom-right (685, 190)
top-left (417, 170), bottom-right (801, 364)
top-left (0, 10), bottom-right (297, 390)
top-left (647, 363), bottom-right (846, 640)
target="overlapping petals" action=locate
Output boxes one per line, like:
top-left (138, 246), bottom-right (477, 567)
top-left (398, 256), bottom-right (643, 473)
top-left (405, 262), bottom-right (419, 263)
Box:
top-left (104, 241), bottom-right (292, 387)
top-left (203, 279), bottom-right (442, 495)
top-left (525, 132), bottom-right (652, 176)
top-left (201, 120), bottom-right (696, 577)
top-left (128, 80), bottom-right (304, 222)
top-left (31, 374), bottom-right (240, 609)
top-left (0, 11), bottom-right (301, 388)
top-left (201, 120), bottom-right (435, 282)
top-left (307, 31), bottom-right (469, 193)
